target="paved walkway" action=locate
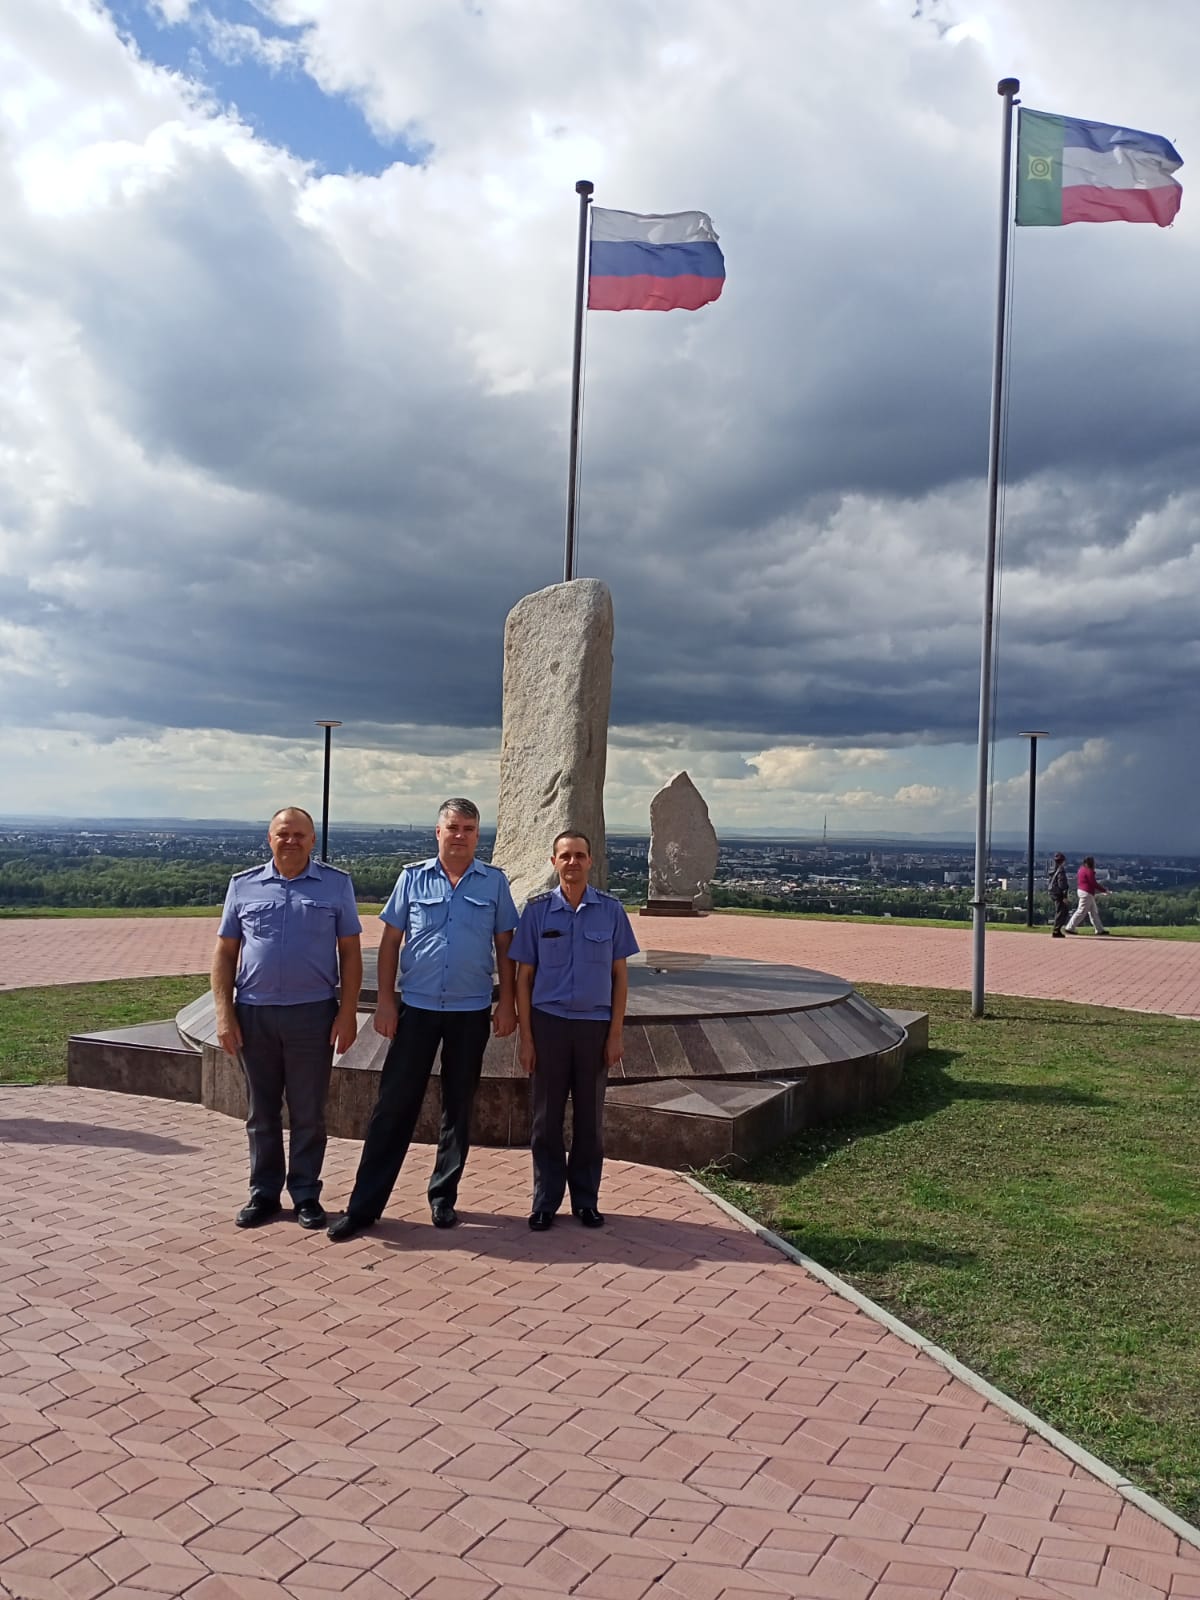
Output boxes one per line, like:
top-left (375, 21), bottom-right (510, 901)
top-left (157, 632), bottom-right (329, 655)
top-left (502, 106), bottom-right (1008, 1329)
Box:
top-left (0, 1087), bottom-right (1196, 1600)
top-left (2, 914), bottom-right (1199, 1018)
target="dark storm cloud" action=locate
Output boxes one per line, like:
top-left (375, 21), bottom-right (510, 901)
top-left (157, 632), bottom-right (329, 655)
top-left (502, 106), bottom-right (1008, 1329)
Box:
top-left (2, 0), bottom-right (1199, 851)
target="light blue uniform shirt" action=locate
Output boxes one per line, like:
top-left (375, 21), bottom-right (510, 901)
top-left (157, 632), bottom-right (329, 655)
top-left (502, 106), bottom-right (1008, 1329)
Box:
top-left (509, 885), bottom-right (639, 1021)
top-left (218, 858), bottom-right (362, 1007)
top-left (381, 857), bottom-right (518, 1013)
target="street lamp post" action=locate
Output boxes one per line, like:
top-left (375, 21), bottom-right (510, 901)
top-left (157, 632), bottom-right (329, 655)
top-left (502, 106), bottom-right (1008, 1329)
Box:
top-left (314, 721), bottom-right (342, 863)
top-left (1018, 731), bottom-right (1049, 928)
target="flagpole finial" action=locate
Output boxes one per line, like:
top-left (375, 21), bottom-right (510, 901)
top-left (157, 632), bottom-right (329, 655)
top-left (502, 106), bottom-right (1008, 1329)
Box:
top-left (576, 179), bottom-right (594, 197)
top-left (998, 77), bottom-right (1020, 97)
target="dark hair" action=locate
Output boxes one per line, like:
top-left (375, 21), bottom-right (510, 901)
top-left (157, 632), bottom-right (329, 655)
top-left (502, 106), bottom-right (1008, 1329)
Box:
top-left (552, 830), bottom-right (591, 855)
top-left (269, 806), bottom-right (315, 829)
top-left (1054, 852), bottom-right (1065, 862)
top-left (438, 798), bottom-right (479, 823)
top-left (1083, 855), bottom-right (1095, 868)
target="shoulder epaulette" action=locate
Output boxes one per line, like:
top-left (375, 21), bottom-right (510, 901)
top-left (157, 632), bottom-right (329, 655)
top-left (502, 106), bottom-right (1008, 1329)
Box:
top-left (526, 891), bottom-right (553, 904)
top-left (231, 864), bottom-right (262, 879)
top-left (594, 888), bottom-right (621, 901)
top-left (318, 861), bottom-right (352, 878)
top-left (400, 858), bottom-right (427, 870)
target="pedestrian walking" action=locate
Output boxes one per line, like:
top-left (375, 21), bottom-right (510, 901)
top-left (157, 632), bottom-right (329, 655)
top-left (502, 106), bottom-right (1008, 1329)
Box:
top-left (1047, 852), bottom-right (1070, 938)
top-left (1064, 856), bottom-right (1111, 935)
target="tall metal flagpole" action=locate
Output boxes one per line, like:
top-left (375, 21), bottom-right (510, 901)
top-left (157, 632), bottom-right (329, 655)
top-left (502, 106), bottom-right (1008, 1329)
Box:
top-left (564, 179), bottom-right (594, 583)
top-left (971, 77), bottom-right (1020, 1019)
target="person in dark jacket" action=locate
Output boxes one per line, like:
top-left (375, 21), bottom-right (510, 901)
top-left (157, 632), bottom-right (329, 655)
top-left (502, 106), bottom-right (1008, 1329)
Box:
top-left (1047, 852), bottom-right (1070, 938)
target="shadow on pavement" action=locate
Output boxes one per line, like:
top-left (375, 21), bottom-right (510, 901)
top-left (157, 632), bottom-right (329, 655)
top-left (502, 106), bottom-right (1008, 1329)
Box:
top-left (348, 1210), bottom-right (783, 1270)
top-left (0, 1117), bottom-right (199, 1154)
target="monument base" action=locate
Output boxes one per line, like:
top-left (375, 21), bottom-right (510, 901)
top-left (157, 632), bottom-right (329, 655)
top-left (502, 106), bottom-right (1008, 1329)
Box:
top-left (68, 951), bottom-right (927, 1174)
top-left (640, 898), bottom-right (700, 917)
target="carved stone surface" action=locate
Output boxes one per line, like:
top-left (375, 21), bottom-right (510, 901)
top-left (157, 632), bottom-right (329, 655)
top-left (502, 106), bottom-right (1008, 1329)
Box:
top-left (648, 771), bottom-right (719, 908)
top-left (492, 578), bottom-right (613, 906)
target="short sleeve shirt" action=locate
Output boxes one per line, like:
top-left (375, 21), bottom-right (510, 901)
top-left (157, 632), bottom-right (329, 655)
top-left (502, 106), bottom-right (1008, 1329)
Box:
top-left (509, 885), bottom-right (639, 1021)
top-left (218, 858), bottom-right (362, 1007)
top-left (380, 857), bottom-right (518, 1012)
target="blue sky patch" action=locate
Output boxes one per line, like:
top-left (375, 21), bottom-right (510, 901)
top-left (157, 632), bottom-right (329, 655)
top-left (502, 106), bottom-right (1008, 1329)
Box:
top-left (108, 0), bottom-right (427, 175)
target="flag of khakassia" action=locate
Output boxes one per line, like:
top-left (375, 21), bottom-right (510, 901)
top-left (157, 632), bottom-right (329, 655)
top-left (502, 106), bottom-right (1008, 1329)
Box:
top-left (1016, 108), bottom-right (1182, 227)
top-left (588, 208), bottom-right (726, 312)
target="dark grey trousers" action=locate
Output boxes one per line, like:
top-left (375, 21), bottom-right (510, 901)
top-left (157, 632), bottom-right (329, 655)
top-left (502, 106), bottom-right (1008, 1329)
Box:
top-left (346, 1004), bottom-right (492, 1221)
top-left (529, 1008), bottom-right (609, 1215)
top-left (237, 999), bottom-right (337, 1205)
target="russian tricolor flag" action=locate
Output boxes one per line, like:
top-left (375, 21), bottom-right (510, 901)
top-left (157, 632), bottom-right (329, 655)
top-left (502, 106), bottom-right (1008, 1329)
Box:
top-left (588, 207), bottom-right (726, 312)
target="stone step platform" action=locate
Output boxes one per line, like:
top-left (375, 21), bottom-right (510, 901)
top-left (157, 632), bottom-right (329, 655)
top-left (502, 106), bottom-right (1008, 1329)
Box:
top-left (69, 952), bottom-right (926, 1172)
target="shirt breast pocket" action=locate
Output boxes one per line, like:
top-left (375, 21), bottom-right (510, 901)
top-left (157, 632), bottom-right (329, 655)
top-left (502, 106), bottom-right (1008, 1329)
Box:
top-left (583, 930), bottom-right (613, 964)
top-left (296, 896), bottom-right (335, 925)
top-left (241, 901), bottom-right (282, 935)
top-left (462, 894), bottom-right (495, 925)
top-left (412, 896), bottom-right (448, 933)
top-left (540, 932), bottom-right (570, 966)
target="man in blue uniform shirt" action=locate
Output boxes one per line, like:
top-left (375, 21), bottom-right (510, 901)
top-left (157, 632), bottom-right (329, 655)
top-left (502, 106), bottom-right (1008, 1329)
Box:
top-left (211, 806), bottom-right (363, 1231)
top-left (328, 798), bottom-right (518, 1240)
top-left (511, 831), bottom-right (639, 1231)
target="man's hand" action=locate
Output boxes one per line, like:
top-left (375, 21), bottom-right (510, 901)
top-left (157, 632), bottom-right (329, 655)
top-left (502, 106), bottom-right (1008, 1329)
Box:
top-left (331, 1007), bottom-right (359, 1056)
top-left (216, 1015), bottom-right (243, 1057)
top-left (604, 1029), bottom-right (624, 1069)
top-left (518, 1035), bottom-right (536, 1076)
top-left (374, 995), bottom-right (400, 1039)
top-left (492, 999), bottom-right (517, 1037)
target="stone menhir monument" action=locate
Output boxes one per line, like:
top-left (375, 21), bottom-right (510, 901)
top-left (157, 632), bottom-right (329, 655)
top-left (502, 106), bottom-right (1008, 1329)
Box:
top-left (492, 578), bottom-right (613, 905)
top-left (645, 770), bottom-right (719, 916)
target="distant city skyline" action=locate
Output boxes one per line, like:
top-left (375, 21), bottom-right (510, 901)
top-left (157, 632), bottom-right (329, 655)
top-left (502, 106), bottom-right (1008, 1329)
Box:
top-left (1, 2), bottom-right (1197, 855)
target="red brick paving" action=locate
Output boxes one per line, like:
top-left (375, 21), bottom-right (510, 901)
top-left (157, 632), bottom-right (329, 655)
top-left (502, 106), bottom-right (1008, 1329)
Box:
top-left (0, 1087), bottom-right (1196, 1599)
top-left (3, 913), bottom-right (1199, 1017)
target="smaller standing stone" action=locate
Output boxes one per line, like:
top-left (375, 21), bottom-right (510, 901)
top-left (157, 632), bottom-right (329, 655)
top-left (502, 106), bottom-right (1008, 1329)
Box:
top-left (646, 771), bottom-right (719, 915)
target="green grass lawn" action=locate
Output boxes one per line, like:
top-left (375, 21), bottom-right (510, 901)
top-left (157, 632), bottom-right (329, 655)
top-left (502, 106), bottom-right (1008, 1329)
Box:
top-left (0, 905), bottom-right (224, 918)
top-left (705, 983), bottom-right (1200, 1529)
top-left (0, 976), bottom-right (203, 1086)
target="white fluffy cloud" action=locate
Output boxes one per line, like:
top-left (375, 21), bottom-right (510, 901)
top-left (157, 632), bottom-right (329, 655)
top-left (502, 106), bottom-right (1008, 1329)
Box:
top-left (0, 0), bottom-right (1197, 852)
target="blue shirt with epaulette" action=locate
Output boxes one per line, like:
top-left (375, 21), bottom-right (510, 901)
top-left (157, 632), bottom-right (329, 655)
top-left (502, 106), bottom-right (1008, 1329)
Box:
top-left (509, 884), bottom-right (639, 1021)
top-left (218, 858), bottom-right (362, 1007)
top-left (380, 856), bottom-right (518, 1012)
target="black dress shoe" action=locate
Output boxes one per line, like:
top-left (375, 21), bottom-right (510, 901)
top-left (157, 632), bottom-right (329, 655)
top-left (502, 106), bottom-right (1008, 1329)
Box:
top-left (235, 1196), bottom-right (281, 1229)
top-left (528, 1210), bottom-right (555, 1231)
top-left (294, 1199), bottom-right (327, 1230)
top-left (574, 1206), bottom-right (604, 1229)
top-left (326, 1212), bottom-right (373, 1242)
top-left (431, 1203), bottom-right (458, 1229)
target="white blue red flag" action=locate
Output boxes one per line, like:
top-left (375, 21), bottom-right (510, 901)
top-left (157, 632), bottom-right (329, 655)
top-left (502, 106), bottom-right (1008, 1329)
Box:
top-left (1016, 110), bottom-right (1183, 226)
top-left (588, 207), bottom-right (725, 312)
